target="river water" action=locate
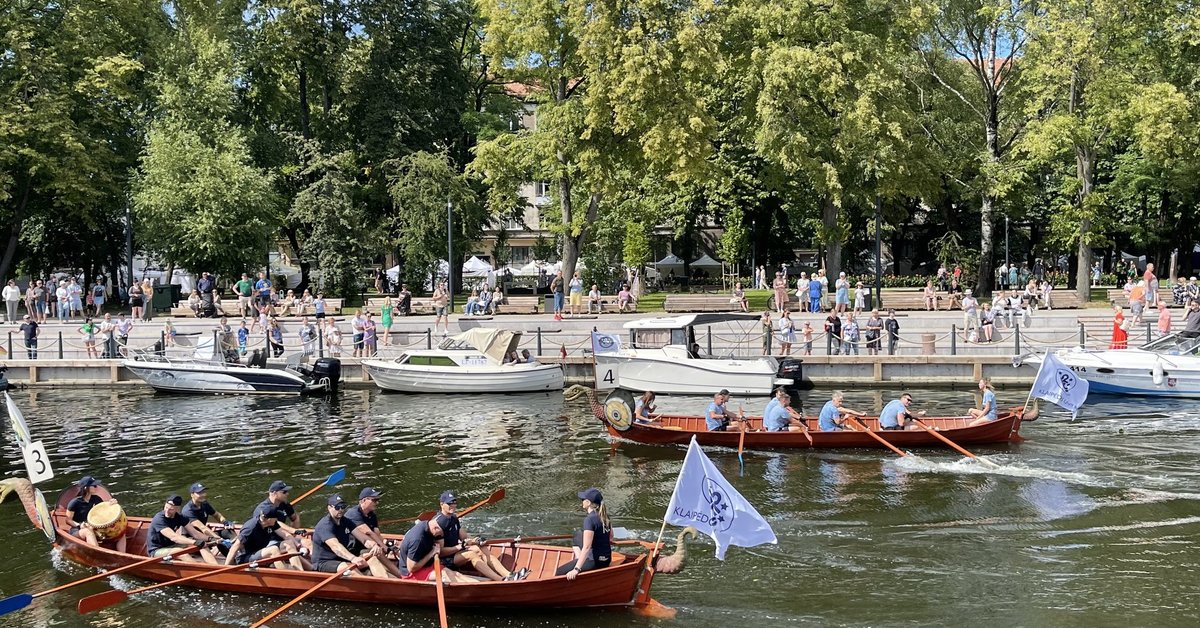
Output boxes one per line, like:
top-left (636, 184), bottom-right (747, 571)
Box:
top-left (1, 387), bottom-right (1198, 627)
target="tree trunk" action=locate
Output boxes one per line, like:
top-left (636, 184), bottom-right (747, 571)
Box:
top-left (298, 63), bottom-right (311, 139)
top-left (1075, 145), bottom-right (1095, 301)
top-left (976, 107), bottom-right (999, 296)
top-left (0, 180), bottom-right (31, 282)
top-left (821, 195), bottom-right (841, 282)
top-left (283, 226), bottom-right (311, 295)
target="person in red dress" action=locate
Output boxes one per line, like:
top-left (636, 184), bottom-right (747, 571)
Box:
top-left (1110, 302), bottom-right (1128, 349)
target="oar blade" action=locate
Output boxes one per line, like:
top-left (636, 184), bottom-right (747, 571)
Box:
top-left (77, 589), bottom-right (128, 615)
top-left (0, 594), bottom-right (34, 616)
top-left (324, 467), bottom-right (347, 487)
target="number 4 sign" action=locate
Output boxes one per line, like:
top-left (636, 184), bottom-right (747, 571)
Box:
top-left (22, 441), bottom-right (54, 484)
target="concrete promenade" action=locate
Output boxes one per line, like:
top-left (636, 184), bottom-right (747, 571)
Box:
top-left (0, 305), bottom-right (1161, 389)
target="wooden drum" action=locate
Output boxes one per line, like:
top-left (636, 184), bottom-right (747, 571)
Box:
top-left (87, 501), bottom-right (127, 541)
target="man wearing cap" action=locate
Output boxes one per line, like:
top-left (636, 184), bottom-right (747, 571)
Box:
top-left (705, 389), bottom-right (745, 431)
top-left (436, 491), bottom-right (524, 582)
top-left (254, 480), bottom-right (301, 530)
top-left (397, 516), bottom-right (478, 582)
top-left (66, 475), bottom-right (126, 552)
top-left (18, 314), bottom-right (38, 359)
top-left (147, 495), bottom-right (219, 564)
top-left (225, 508), bottom-right (305, 570)
top-left (181, 483), bottom-right (230, 544)
top-left (310, 494), bottom-right (386, 576)
top-left (342, 488), bottom-right (406, 579)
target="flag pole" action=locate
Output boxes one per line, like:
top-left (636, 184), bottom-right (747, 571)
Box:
top-left (1019, 349), bottom-right (1045, 417)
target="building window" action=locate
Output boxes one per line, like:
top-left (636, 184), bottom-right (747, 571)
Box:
top-left (536, 181), bottom-right (552, 198)
top-left (510, 247), bottom-right (531, 264)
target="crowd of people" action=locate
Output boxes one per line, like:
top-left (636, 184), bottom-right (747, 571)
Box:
top-left (65, 476), bottom-right (616, 583)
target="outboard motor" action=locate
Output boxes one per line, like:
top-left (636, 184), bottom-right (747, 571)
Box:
top-left (776, 358), bottom-right (812, 403)
top-left (0, 365), bottom-right (8, 392)
top-left (309, 357), bottom-right (341, 396)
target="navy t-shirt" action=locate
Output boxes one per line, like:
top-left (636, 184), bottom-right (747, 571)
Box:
top-left (311, 514), bottom-right (356, 566)
top-left (235, 517), bottom-right (273, 560)
top-left (181, 500), bottom-right (216, 525)
top-left (147, 511), bottom-right (188, 554)
top-left (67, 495), bottom-right (103, 525)
top-left (398, 521), bottom-right (437, 574)
top-left (439, 513), bottom-right (462, 548)
top-left (343, 505), bottom-right (378, 552)
top-left (583, 511), bottom-right (611, 561)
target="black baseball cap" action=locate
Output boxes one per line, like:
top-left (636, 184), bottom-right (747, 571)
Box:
top-left (189, 483), bottom-right (207, 494)
top-left (439, 490), bottom-right (457, 504)
top-left (166, 494), bottom-right (184, 506)
top-left (76, 476), bottom-right (100, 488)
top-left (259, 508), bottom-right (287, 521)
top-left (327, 494), bottom-right (348, 508)
top-left (359, 487), bottom-right (383, 500)
top-left (718, 389), bottom-right (730, 396)
top-left (577, 488), bottom-right (603, 504)
top-left (268, 480), bottom-right (291, 493)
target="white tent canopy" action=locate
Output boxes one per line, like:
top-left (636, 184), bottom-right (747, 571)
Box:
top-left (691, 254), bottom-right (722, 268)
top-left (462, 256), bottom-right (493, 277)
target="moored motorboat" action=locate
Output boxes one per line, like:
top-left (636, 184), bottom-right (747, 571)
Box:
top-left (0, 483), bottom-right (676, 614)
top-left (364, 329), bottom-right (563, 393)
top-left (1018, 332), bottom-right (1200, 398)
top-left (589, 389), bottom-right (1024, 449)
top-left (123, 349), bottom-right (340, 396)
top-left (592, 314), bottom-right (801, 396)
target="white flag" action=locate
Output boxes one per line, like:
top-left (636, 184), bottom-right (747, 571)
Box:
top-left (664, 437), bottom-right (777, 559)
top-left (591, 331), bottom-right (622, 355)
top-left (1031, 353), bottom-right (1089, 417)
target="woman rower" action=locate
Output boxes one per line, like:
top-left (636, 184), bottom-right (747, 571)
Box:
top-left (634, 391), bottom-right (657, 424)
top-left (556, 488), bottom-right (613, 580)
top-left (67, 475), bottom-right (127, 552)
top-left (967, 378), bottom-right (998, 426)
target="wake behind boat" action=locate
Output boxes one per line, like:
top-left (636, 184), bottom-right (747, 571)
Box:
top-left (1018, 332), bottom-right (1200, 398)
top-left (363, 328), bottom-right (563, 393)
top-left (592, 314), bottom-right (801, 396)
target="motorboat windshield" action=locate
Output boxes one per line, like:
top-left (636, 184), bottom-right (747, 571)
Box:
top-left (1138, 332), bottom-right (1200, 356)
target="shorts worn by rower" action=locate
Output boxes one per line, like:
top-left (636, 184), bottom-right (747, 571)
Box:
top-left (66, 475), bottom-right (127, 553)
top-left (435, 490), bottom-right (524, 581)
top-left (147, 495), bottom-right (219, 564)
top-left (555, 488), bottom-right (613, 580)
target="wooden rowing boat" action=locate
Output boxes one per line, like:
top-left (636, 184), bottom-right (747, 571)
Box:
top-left (590, 389), bottom-right (1025, 449)
top-left (39, 486), bottom-right (668, 612)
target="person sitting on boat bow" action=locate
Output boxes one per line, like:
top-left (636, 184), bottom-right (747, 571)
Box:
top-left (148, 495), bottom-right (220, 564)
top-left (181, 482), bottom-right (231, 546)
top-left (967, 378), bottom-right (998, 426)
top-left (763, 390), bottom-right (806, 432)
top-left (879, 393), bottom-right (924, 430)
top-left (705, 389), bottom-right (745, 431)
top-left (342, 487), bottom-right (405, 579)
top-left (435, 490), bottom-right (525, 581)
top-left (397, 515), bottom-right (479, 582)
top-left (66, 475), bottom-right (127, 552)
top-left (555, 488), bottom-right (613, 580)
top-left (818, 391), bottom-right (865, 431)
top-left (312, 494), bottom-right (394, 577)
top-left (225, 508), bottom-right (306, 570)
top-left (635, 391), bottom-right (658, 424)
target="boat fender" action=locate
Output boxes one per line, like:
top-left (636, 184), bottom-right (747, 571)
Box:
top-left (1152, 360), bottom-right (1164, 386)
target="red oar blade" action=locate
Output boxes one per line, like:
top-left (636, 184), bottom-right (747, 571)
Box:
top-left (77, 589), bottom-right (129, 615)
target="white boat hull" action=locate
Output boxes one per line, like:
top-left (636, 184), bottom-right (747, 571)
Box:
top-left (123, 362), bottom-right (308, 395)
top-left (363, 361), bottom-right (564, 393)
top-left (594, 352), bottom-right (788, 396)
top-left (1026, 349), bottom-right (1200, 398)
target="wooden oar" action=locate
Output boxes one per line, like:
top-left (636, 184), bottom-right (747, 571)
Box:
top-left (290, 467), bottom-right (347, 506)
top-left (0, 544), bottom-right (201, 617)
top-left (846, 417), bottom-right (908, 458)
top-left (736, 405), bottom-right (746, 473)
top-left (912, 418), bottom-right (999, 468)
top-left (249, 565), bottom-right (354, 628)
top-left (433, 556), bottom-right (450, 628)
top-left (380, 488), bottom-right (506, 527)
top-left (77, 551), bottom-right (300, 614)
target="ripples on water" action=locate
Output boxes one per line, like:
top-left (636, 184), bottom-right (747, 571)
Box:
top-left (1, 388), bottom-right (1199, 627)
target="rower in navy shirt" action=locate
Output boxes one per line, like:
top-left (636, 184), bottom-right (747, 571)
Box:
top-left (180, 482), bottom-right (229, 543)
top-left (705, 389), bottom-right (745, 431)
top-left (434, 490), bottom-right (522, 581)
top-left (342, 487), bottom-right (405, 578)
top-left (147, 495), bottom-right (218, 564)
top-left (253, 480), bottom-right (300, 529)
top-left (555, 488), bottom-right (613, 579)
top-left (65, 475), bottom-right (126, 552)
top-left (398, 517), bottom-right (477, 583)
top-left (311, 494), bottom-right (375, 575)
top-left (225, 508), bottom-right (304, 570)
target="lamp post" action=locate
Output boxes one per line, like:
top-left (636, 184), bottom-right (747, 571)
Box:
top-left (1005, 216), bottom-right (1010, 267)
top-left (447, 199), bottom-right (454, 310)
top-left (750, 218), bottom-right (756, 282)
top-left (874, 195), bottom-right (882, 308)
top-left (125, 203), bottom-right (134, 293)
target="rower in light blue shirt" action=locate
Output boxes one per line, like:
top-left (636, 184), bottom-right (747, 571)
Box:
top-left (762, 388), bottom-right (806, 432)
top-left (879, 393), bottom-right (925, 430)
top-left (817, 391), bottom-right (865, 431)
top-left (968, 378), bottom-right (999, 426)
top-left (705, 389), bottom-right (743, 431)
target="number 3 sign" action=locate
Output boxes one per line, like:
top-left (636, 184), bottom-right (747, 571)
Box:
top-left (22, 441), bottom-right (54, 484)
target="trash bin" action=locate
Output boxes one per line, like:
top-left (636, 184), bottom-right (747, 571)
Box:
top-left (170, 284), bottom-right (182, 305)
top-left (545, 294), bottom-right (555, 313)
top-left (863, 292), bottom-right (873, 311)
top-left (921, 333), bottom-right (936, 355)
top-left (151, 285), bottom-right (175, 312)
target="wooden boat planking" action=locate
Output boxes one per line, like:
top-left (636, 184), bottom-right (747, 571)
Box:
top-left (590, 390), bottom-right (1024, 449)
top-left (46, 488), bottom-right (659, 611)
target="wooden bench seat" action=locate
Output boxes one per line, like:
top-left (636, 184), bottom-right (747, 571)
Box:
top-left (877, 291), bottom-right (942, 311)
top-left (495, 296), bottom-right (540, 314)
top-left (663, 295), bottom-right (742, 313)
top-left (992, 290), bottom-right (1084, 309)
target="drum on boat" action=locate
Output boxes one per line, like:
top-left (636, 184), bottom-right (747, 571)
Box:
top-left (86, 501), bottom-right (127, 541)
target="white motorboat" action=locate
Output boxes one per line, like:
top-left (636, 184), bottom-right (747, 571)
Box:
top-left (592, 313), bottom-right (800, 396)
top-left (1019, 332), bottom-right (1200, 398)
top-left (124, 348), bottom-right (340, 396)
top-left (363, 329), bottom-right (564, 393)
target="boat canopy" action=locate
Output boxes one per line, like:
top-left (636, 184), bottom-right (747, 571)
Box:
top-left (622, 313), bottom-right (762, 330)
top-left (443, 328), bottom-right (522, 363)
